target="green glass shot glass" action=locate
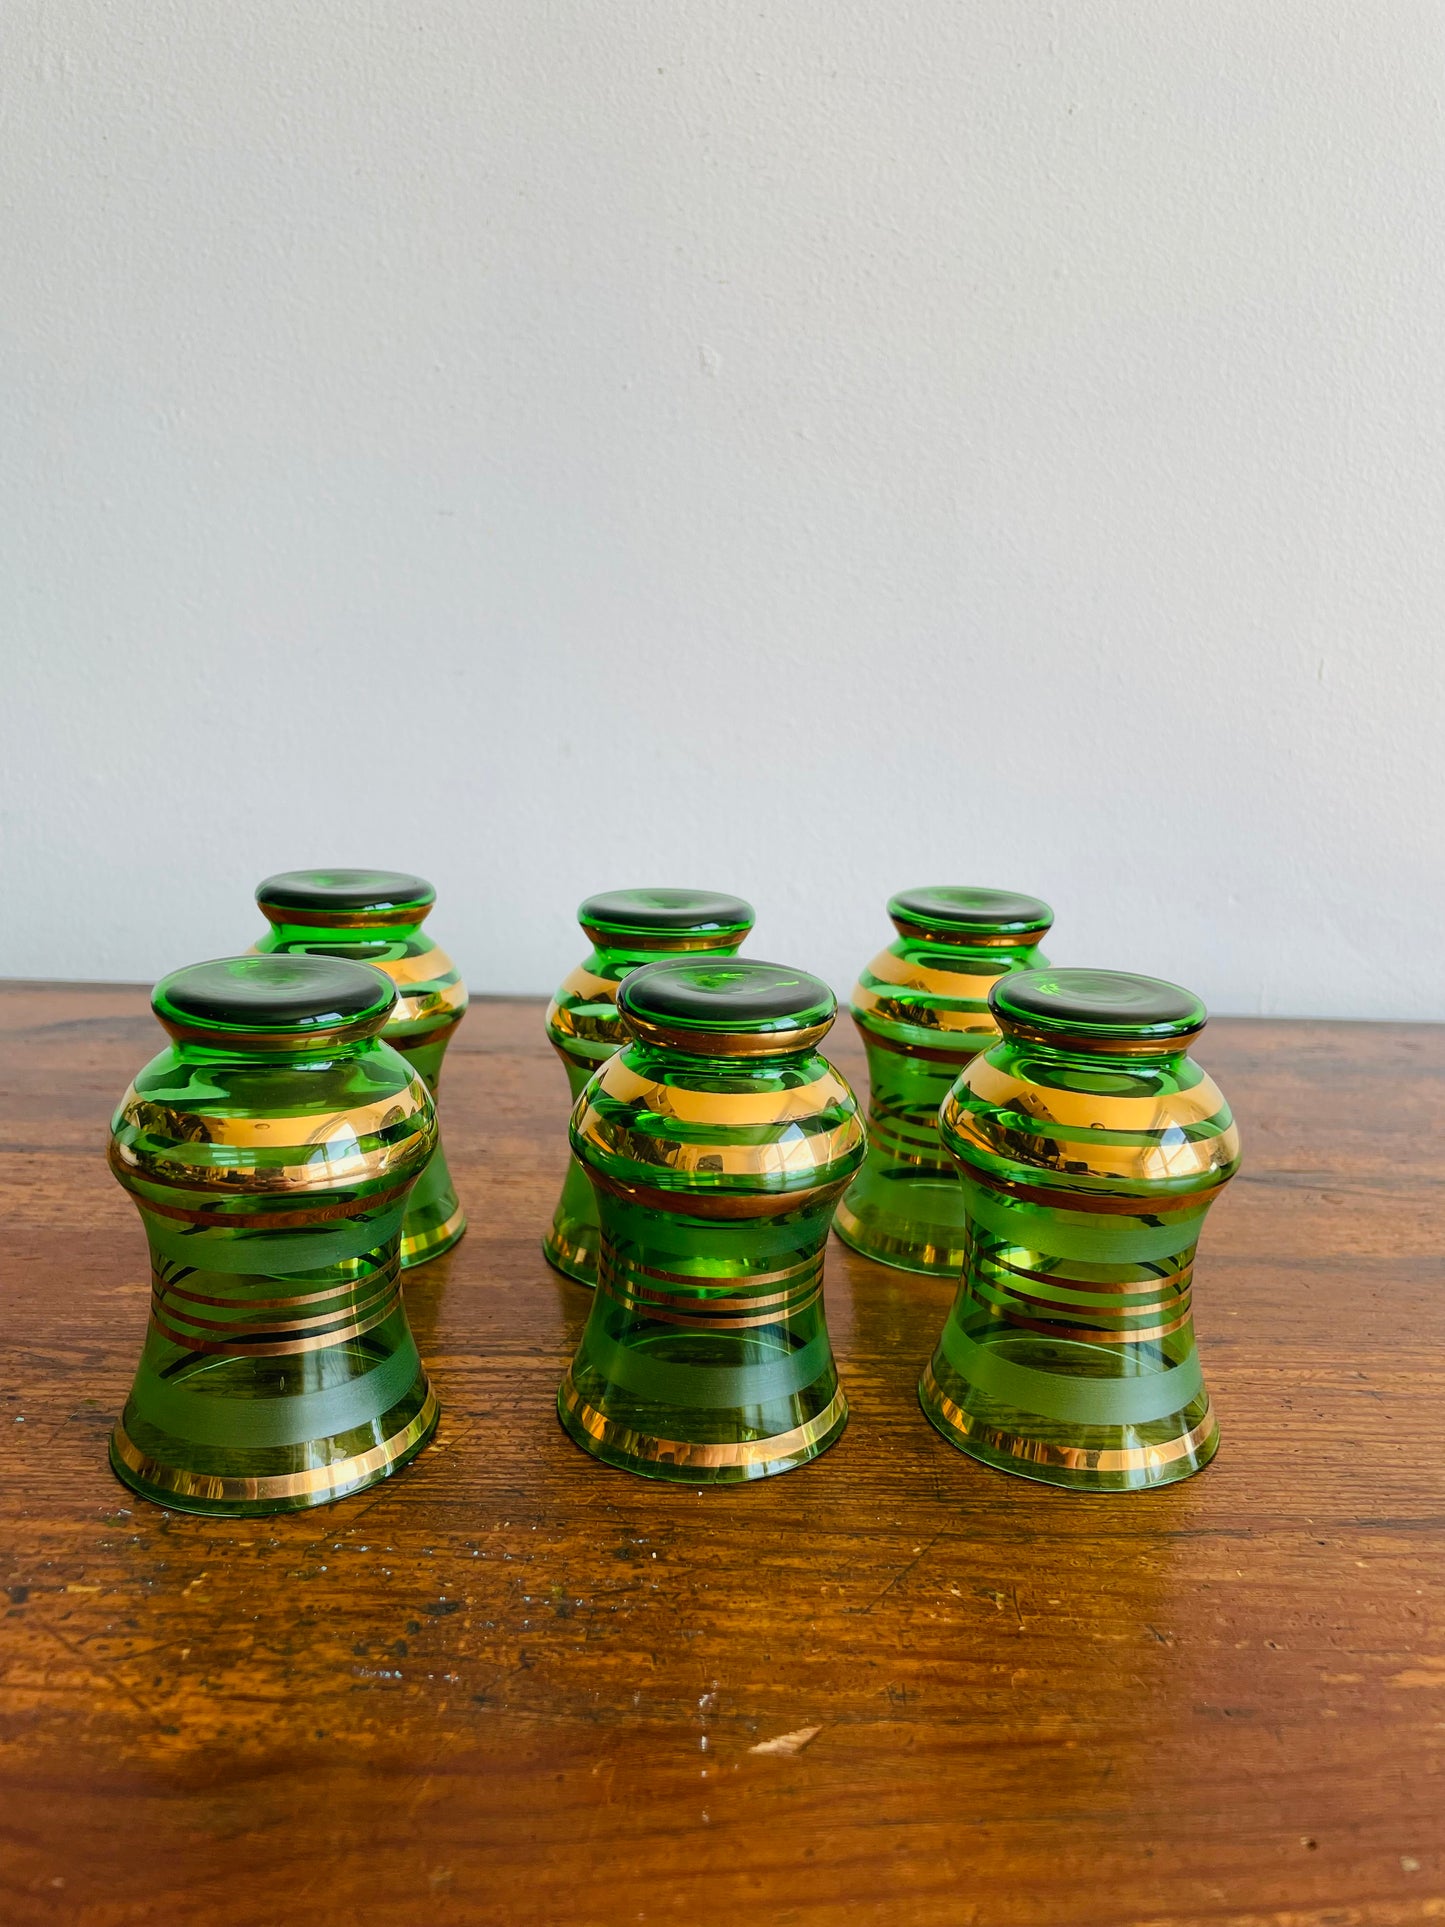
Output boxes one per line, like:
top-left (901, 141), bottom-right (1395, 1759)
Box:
top-left (108, 954), bottom-right (441, 1516)
top-left (833, 888), bottom-right (1052, 1275)
top-left (557, 958), bottom-right (864, 1483)
top-left (254, 868), bottom-right (468, 1267)
top-left (543, 888), bottom-right (754, 1286)
top-left (920, 967), bottom-right (1241, 1492)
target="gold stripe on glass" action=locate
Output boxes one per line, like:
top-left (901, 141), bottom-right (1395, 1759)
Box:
top-left (575, 1113), bottom-right (863, 1180)
top-left (110, 1386), bottom-right (438, 1503)
top-left (558, 1381), bottom-right (846, 1469)
top-left (921, 1365), bottom-right (1216, 1472)
top-left (595, 1058), bottom-right (855, 1126)
top-left (115, 1083), bottom-right (432, 1150)
top-left (962, 1059), bottom-right (1231, 1132)
top-left (858, 954), bottom-right (1004, 999)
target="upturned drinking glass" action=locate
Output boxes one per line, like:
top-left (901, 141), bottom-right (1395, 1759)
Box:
top-left (254, 868), bottom-right (468, 1267)
top-left (557, 958), bottom-right (864, 1482)
top-left (544, 888), bottom-right (754, 1286)
top-left (834, 888), bottom-right (1052, 1275)
top-left (108, 954), bottom-right (440, 1515)
top-left (921, 967), bottom-right (1241, 1492)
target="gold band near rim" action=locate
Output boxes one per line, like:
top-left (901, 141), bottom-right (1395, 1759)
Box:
top-left (619, 1013), bottom-right (836, 1059)
top-left (919, 1363), bottom-right (1217, 1474)
top-left (593, 1056), bottom-right (856, 1126)
top-left (256, 901), bottom-right (433, 930)
top-left (577, 928), bottom-right (750, 955)
top-left (154, 1011), bottom-right (395, 1054)
top-left (996, 1017), bottom-right (1206, 1056)
top-left (889, 919), bottom-right (1048, 948)
top-left (558, 1379), bottom-right (847, 1470)
top-left (110, 1384), bottom-right (438, 1505)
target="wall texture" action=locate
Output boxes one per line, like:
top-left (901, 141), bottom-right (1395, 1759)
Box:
top-left (4, 2), bottom-right (1442, 1017)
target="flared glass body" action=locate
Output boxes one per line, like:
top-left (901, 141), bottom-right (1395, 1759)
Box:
top-left (254, 868), bottom-right (468, 1266)
top-left (834, 888), bottom-right (1052, 1275)
top-left (558, 958), bottom-right (863, 1482)
top-left (921, 968), bottom-right (1241, 1491)
top-left (543, 888), bottom-right (754, 1286)
top-left (108, 954), bottom-right (440, 1515)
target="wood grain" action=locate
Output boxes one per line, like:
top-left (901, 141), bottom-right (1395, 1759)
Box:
top-left (1, 982), bottom-right (1442, 1927)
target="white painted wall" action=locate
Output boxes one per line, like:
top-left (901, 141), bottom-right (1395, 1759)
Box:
top-left (4, 2), bottom-right (1442, 1018)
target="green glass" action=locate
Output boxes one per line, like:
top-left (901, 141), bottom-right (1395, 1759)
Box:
top-left (254, 868), bottom-right (468, 1267)
top-left (543, 888), bottom-right (754, 1286)
top-left (558, 958), bottom-right (864, 1482)
top-left (108, 954), bottom-right (440, 1515)
top-left (834, 888), bottom-right (1052, 1275)
top-left (921, 967), bottom-right (1241, 1492)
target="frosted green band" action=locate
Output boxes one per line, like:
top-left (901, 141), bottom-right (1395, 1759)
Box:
top-left (959, 1176), bottom-right (1206, 1264)
top-left (585, 1327), bottom-right (830, 1410)
top-left (606, 1214), bottom-right (834, 1263)
top-left (940, 1321), bottom-right (1203, 1426)
top-left (144, 1201), bottom-right (406, 1275)
top-left (131, 1341), bottom-right (422, 1449)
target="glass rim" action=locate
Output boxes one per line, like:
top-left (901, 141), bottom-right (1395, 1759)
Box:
top-left (578, 886), bottom-right (755, 946)
top-left (256, 868), bottom-right (436, 928)
top-left (888, 886), bottom-right (1053, 944)
top-left (618, 957), bottom-right (835, 1054)
top-left (990, 966), bottom-right (1207, 1051)
top-left (152, 954), bottom-right (397, 1049)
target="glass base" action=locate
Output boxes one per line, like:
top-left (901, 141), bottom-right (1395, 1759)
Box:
top-left (544, 1155), bottom-right (600, 1286)
top-left (919, 1357), bottom-right (1217, 1492)
top-left (556, 1376), bottom-right (848, 1484)
top-left (109, 1382), bottom-right (440, 1516)
top-left (833, 1168), bottom-right (970, 1277)
top-left (542, 1228), bottom-right (598, 1286)
top-left (402, 1200), bottom-right (466, 1268)
top-left (401, 1140), bottom-right (465, 1269)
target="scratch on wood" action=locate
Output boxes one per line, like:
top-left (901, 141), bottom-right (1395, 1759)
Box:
top-left (33, 1620), bottom-right (159, 1722)
top-left (852, 1533), bottom-right (942, 1615)
top-left (749, 1725), bottom-right (821, 1757)
top-left (1388, 1657), bottom-right (1445, 1688)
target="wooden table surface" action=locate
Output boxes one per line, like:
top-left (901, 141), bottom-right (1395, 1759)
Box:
top-left (2, 983), bottom-right (1442, 1927)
